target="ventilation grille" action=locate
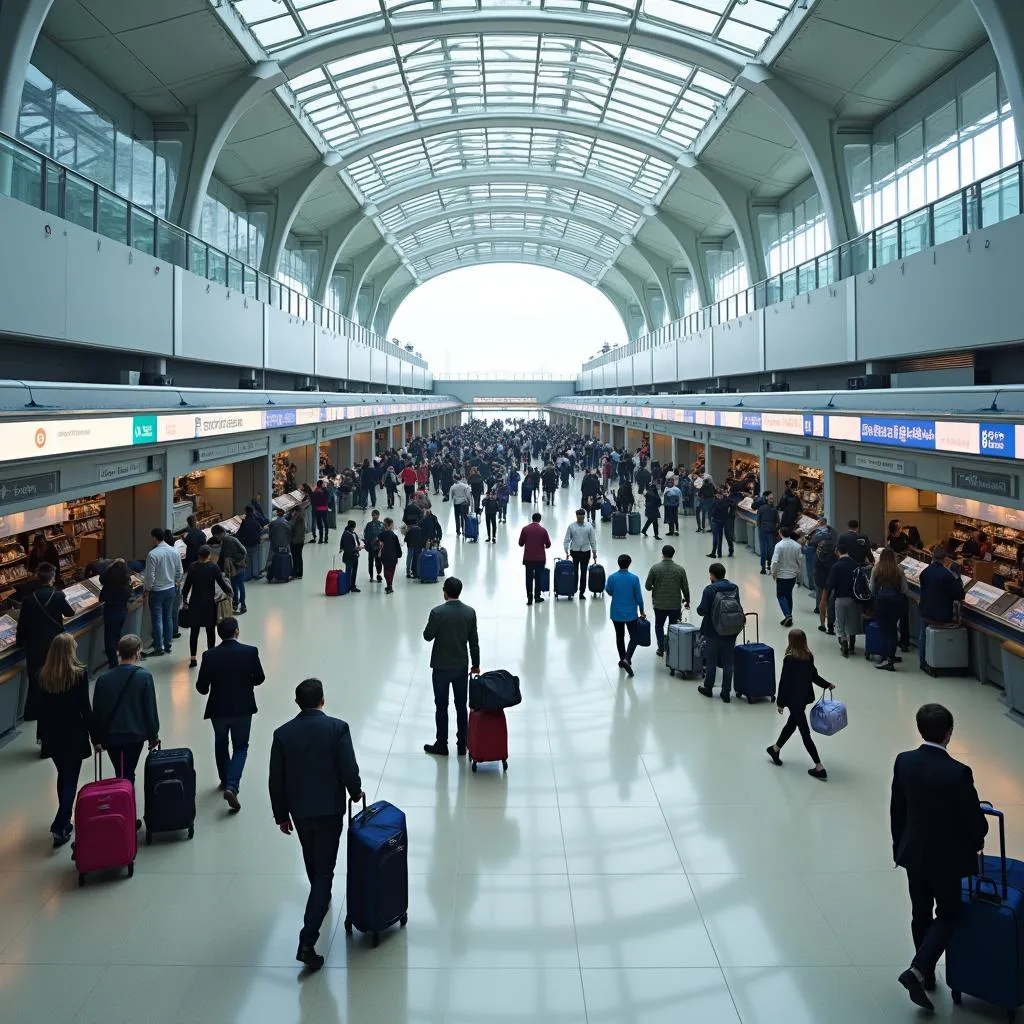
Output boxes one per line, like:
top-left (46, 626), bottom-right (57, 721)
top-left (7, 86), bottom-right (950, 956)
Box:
top-left (896, 353), bottom-right (974, 372)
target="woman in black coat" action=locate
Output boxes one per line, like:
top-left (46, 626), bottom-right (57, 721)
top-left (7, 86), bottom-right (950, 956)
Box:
top-left (36, 633), bottom-right (92, 847)
top-left (98, 558), bottom-right (132, 669)
top-left (641, 485), bottom-right (662, 539)
top-left (181, 545), bottom-right (232, 668)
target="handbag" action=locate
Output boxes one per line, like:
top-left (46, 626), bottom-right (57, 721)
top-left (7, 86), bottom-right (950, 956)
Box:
top-left (810, 689), bottom-right (848, 736)
top-left (178, 604), bottom-right (192, 628)
top-left (216, 590), bottom-right (234, 623)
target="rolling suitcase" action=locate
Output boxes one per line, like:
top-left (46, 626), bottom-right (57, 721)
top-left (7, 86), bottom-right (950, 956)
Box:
top-left (600, 499), bottom-right (613, 522)
top-left (612, 512), bottom-right (627, 539)
top-left (143, 746), bottom-right (196, 843)
top-left (468, 708), bottom-right (508, 772)
top-left (344, 798), bottom-right (409, 949)
top-left (588, 562), bottom-right (606, 595)
top-left (537, 566), bottom-right (551, 593)
top-left (325, 558), bottom-right (349, 596)
top-left (418, 548), bottom-right (440, 583)
top-left (733, 612), bottom-right (776, 704)
top-left (436, 546), bottom-right (449, 572)
top-left (521, 481), bottom-right (532, 502)
top-left (553, 558), bottom-right (576, 599)
top-left (946, 806), bottom-right (1024, 1019)
top-left (268, 548), bottom-right (292, 583)
top-left (74, 754), bottom-right (137, 886)
top-left (924, 623), bottom-right (969, 676)
top-left (464, 514), bottom-right (480, 542)
top-left (666, 621), bottom-right (701, 676)
top-left (628, 511), bottom-right (642, 536)
top-left (863, 620), bottom-right (882, 661)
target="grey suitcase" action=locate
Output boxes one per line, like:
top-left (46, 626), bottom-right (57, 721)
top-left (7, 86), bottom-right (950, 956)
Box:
top-left (924, 624), bottom-right (969, 676)
top-left (666, 622), bottom-right (701, 677)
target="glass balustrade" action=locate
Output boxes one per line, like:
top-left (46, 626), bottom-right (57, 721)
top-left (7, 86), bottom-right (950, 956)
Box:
top-left (0, 132), bottom-right (428, 369)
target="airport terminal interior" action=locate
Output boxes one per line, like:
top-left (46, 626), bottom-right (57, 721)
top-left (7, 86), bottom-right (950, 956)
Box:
top-left (3, 0), bottom-right (1024, 1021)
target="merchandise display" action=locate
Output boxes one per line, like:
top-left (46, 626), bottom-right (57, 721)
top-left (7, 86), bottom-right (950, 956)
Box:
top-left (796, 465), bottom-right (824, 516)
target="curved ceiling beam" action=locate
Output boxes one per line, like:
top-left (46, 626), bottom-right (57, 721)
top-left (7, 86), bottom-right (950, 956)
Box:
top-left (971, 0), bottom-right (1024, 157)
top-left (654, 209), bottom-right (711, 308)
top-left (339, 111), bottom-right (683, 168)
top-left (370, 273), bottom-right (415, 338)
top-left (0, 0), bottom-right (55, 135)
top-left (265, 153), bottom-right (342, 276)
top-left (597, 282), bottom-right (642, 343)
top-left (313, 209), bottom-right (363, 304)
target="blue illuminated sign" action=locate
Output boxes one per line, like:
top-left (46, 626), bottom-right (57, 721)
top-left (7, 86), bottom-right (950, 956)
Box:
top-left (263, 409), bottom-right (297, 429)
top-left (741, 412), bottom-right (763, 432)
top-left (980, 422), bottom-right (1014, 458)
top-left (859, 417), bottom-right (936, 450)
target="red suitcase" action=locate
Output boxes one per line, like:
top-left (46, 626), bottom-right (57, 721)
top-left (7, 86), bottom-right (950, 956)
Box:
top-left (74, 755), bottom-right (137, 886)
top-left (325, 560), bottom-right (349, 596)
top-left (468, 709), bottom-right (508, 773)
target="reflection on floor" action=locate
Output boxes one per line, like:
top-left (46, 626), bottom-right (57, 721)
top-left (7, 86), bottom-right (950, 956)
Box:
top-left (0, 481), bottom-right (1021, 1023)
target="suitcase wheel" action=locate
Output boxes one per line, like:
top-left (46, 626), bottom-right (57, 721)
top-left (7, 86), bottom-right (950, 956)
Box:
top-left (78, 873), bottom-right (85, 888)
top-left (188, 825), bottom-right (195, 840)
top-left (471, 761), bottom-right (477, 772)
top-left (502, 760), bottom-right (508, 772)
top-left (344, 918), bottom-right (352, 935)
top-left (127, 862), bottom-right (134, 879)
top-left (371, 933), bottom-right (380, 949)
top-left (400, 914), bottom-right (408, 927)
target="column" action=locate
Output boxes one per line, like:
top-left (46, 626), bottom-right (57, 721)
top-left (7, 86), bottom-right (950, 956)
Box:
top-left (338, 435), bottom-right (353, 472)
top-left (705, 443), bottom-right (729, 484)
top-left (822, 448), bottom-right (837, 528)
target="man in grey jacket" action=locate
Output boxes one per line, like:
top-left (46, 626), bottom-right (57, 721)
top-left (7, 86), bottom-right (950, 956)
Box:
top-left (448, 477), bottom-right (473, 537)
top-left (563, 509), bottom-right (598, 599)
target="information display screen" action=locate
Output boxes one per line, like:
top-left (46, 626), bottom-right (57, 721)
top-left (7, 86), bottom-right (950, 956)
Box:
top-left (1005, 599), bottom-right (1024, 630)
top-left (0, 614), bottom-right (17, 651)
top-left (963, 580), bottom-right (1006, 611)
top-left (63, 583), bottom-right (98, 615)
top-left (899, 557), bottom-right (927, 584)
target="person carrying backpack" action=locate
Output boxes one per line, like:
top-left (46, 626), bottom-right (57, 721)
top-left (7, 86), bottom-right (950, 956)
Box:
top-left (696, 562), bottom-right (744, 703)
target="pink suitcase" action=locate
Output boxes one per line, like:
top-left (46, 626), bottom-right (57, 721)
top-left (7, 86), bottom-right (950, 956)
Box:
top-left (73, 755), bottom-right (137, 886)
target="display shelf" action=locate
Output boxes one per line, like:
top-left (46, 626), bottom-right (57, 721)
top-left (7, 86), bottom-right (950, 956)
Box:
top-left (0, 544), bottom-right (25, 566)
top-left (964, 580), bottom-right (1007, 611)
top-left (0, 564), bottom-right (30, 587)
top-left (797, 466), bottom-right (823, 516)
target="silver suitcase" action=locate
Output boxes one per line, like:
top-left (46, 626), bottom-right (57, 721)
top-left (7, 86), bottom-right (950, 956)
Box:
top-left (666, 622), bottom-right (701, 677)
top-left (924, 625), bottom-right (969, 676)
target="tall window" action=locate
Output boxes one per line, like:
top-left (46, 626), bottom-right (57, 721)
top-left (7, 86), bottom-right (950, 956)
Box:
top-left (758, 192), bottom-right (831, 277)
top-left (705, 244), bottom-right (748, 302)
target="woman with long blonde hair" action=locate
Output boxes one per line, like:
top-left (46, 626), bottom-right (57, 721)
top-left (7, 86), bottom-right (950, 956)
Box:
top-left (37, 633), bottom-right (91, 848)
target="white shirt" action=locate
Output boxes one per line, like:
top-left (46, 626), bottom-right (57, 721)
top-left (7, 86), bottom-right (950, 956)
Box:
top-left (449, 481), bottom-right (472, 506)
top-left (564, 521), bottom-right (598, 554)
top-left (771, 537), bottom-right (804, 580)
top-left (144, 542), bottom-right (183, 593)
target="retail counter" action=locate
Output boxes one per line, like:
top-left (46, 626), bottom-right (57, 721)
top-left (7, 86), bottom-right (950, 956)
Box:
top-left (0, 576), bottom-right (145, 737)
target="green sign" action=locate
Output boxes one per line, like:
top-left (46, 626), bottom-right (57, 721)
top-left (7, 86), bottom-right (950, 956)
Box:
top-left (132, 415), bottom-right (157, 445)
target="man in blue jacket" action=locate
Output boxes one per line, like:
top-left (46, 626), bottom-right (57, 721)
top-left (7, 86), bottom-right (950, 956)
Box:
top-left (696, 562), bottom-right (743, 703)
top-left (605, 553), bottom-right (646, 677)
top-left (917, 547), bottom-right (966, 672)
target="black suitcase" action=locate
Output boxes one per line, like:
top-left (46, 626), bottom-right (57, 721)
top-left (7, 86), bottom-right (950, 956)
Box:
top-left (143, 747), bottom-right (196, 843)
top-left (612, 512), bottom-right (627, 539)
top-left (344, 798), bottom-right (408, 948)
top-left (268, 548), bottom-right (292, 583)
top-left (588, 562), bottom-right (606, 595)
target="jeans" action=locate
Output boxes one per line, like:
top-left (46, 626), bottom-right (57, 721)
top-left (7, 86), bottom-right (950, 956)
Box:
top-left (107, 741), bottom-right (144, 784)
top-left (570, 550), bottom-right (591, 594)
top-left (295, 815), bottom-right (344, 947)
top-left (245, 544), bottom-right (262, 580)
top-left (710, 522), bottom-right (724, 556)
top-left (775, 706), bottom-right (820, 763)
top-left (103, 605), bottom-right (127, 669)
top-left (759, 530), bottom-right (776, 569)
top-left (231, 573), bottom-right (245, 608)
top-left (314, 509), bottom-right (329, 541)
top-left (776, 576), bottom-right (797, 618)
top-left (189, 623), bottom-right (216, 658)
top-left (290, 542), bottom-right (304, 579)
top-left (454, 503), bottom-right (469, 535)
top-left (703, 634), bottom-right (736, 695)
top-left (432, 668), bottom-right (469, 747)
top-left (525, 561), bottom-right (546, 601)
top-left (654, 608), bottom-right (681, 651)
top-left (613, 619), bottom-right (639, 662)
top-left (407, 547), bottom-right (421, 576)
top-left (51, 757), bottom-right (82, 835)
top-left (212, 715), bottom-right (251, 792)
top-left (698, 498), bottom-right (713, 530)
top-left (907, 865), bottom-right (963, 976)
top-left (148, 587), bottom-right (176, 652)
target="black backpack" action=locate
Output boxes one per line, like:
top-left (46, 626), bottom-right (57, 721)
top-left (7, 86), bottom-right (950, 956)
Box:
top-left (851, 564), bottom-right (873, 604)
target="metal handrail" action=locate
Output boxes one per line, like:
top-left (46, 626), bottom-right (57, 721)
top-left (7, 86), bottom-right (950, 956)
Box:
top-left (583, 160), bottom-right (1024, 370)
top-left (0, 131), bottom-right (428, 370)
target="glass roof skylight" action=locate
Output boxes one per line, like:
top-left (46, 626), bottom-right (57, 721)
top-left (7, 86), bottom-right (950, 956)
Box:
top-left (410, 239), bottom-right (607, 280)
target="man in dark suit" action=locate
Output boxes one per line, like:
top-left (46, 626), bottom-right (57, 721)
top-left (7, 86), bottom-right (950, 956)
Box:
top-left (422, 576), bottom-right (480, 757)
top-left (917, 546), bottom-right (966, 671)
top-left (196, 617), bottom-right (265, 812)
top-left (891, 702), bottom-right (988, 1011)
top-left (269, 677), bottom-right (363, 971)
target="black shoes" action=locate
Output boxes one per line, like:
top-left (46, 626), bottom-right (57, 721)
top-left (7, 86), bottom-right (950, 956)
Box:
top-left (875, 660), bottom-right (896, 671)
top-left (840, 639), bottom-right (849, 658)
top-left (424, 742), bottom-right (449, 757)
top-left (781, 617), bottom-right (793, 628)
top-left (535, 596), bottom-right (545, 603)
top-left (350, 587), bottom-right (361, 593)
top-left (697, 685), bottom-right (713, 699)
top-left (52, 826), bottom-right (73, 849)
top-left (766, 746), bottom-right (782, 766)
top-left (897, 968), bottom-right (933, 1011)
top-left (296, 946), bottom-right (325, 971)
top-left (760, 568), bottom-right (767, 575)
top-left (223, 788), bottom-right (241, 812)
top-left (720, 692), bottom-right (731, 703)
top-left (808, 767), bottom-right (828, 782)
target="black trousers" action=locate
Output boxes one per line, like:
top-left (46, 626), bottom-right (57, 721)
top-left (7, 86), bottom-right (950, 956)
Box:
top-left (485, 512), bottom-right (497, 539)
top-left (570, 550), bottom-right (591, 594)
top-left (654, 608), bottom-right (681, 651)
top-left (295, 815), bottom-right (344, 947)
top-left (906, 864), bottom-right (963, 977)
top-left (613, 619), bottom-right (639, 662)
top-left (641, 516), bottom-right (660, 537)
top-left (525, 561), bottom-right (545, 600)
top-left (290, 543), bottom-right (304, 579)
top-left (189, 622), bottom-right (216, 657)
top-left (344, 554), bottom-right (359, 588)
top-left (775, 706), bottom-right (820, 763)
top-left (107, 741), bottom-right (144, 785)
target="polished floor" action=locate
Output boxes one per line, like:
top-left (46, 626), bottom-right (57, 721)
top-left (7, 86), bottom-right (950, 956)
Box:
top-left (1, 481), bottom-right (1022, 1023)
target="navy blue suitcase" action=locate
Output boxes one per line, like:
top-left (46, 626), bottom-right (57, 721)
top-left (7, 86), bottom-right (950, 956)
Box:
top-left (733, 613), bottom-right (776, 703)
top-left (634, 617), bottom-right (652, 647)
top-left (947, 806), bottom-right (1024, 1018)
top-left (344, 799), bottom-right (409, 949)
top-left (612, 512), bottom-right (627, 538)
top-left (417, 548), bottom-right (440, 583)
top-left (538, 566), bottom-right (550, 593)
top-left (268, 549), bottom-right (292, 583)
top-left (600, 499), bottom-right (614, 522)
top-left (464, 514), bottom-right (479, 541)
top-left (553, 559), bottom-right (576, 598)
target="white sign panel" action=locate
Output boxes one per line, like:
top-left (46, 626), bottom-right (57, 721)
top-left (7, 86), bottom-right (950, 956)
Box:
top-left (761, 412), bottom-right (804, 436)
top-left (0, 417), bottom-right (134, 463)
top-left (935, 420), bottom-right (980, 455)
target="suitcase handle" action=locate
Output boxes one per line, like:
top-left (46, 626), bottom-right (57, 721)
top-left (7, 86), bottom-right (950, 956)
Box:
top-left (94, 750), bottom-right (103, 782)
top-left (743, 611), bottom-right (759, 645)
top-left (972, 803), bottom-right (1008, 901)
top-left (347, 794), bottom-right (366, 824)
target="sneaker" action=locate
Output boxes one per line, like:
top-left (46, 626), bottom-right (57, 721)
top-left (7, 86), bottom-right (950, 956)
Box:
top-left (817, 625), bottom-right (828, 633)
top-left (52, 827), bottom-right (73, 850)
top-left (697, 685), bottom-right (713, 699)
top-left (783, 617), bottom-right (793, 628)
top-left (296, 946), bottom-right (325, 972)
top-left (142, 648), bottom-right (165, 659)
top-left (223, 788), bottom-right (241, 812)
top-left (706, 552), bottom-right (717, 558)
top-left (535, 596), bottom-right (545, 603)
top-left (172, 632), bottom-right (182, 640)
top-left (766, 746), bottom-right (782, 766)
top-left (350, 587), bottom-right (361, 593)
top-left (826, 628), bottom-right (835, 636)
top-left (808, 767), bottom-right (828, 782)
top-left (385, 587), bottom-right (394, 594)
top-left (377, 575), bottom-right (383, 582)
top-left (189, 658), bottom-right (197, 668)
top-left (423, 742), bottom-right (449, 757)
top-left (875, 660), bottom-right (896, 672)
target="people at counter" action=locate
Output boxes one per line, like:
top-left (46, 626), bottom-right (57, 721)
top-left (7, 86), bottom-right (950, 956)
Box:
top-left (870, 549), bottom-right (910, 672)
top-left (183, 515), bottom-right (207, 567)
top-left (16, 563), bottom-right (74, 739)
top-left (36, 633), bottom-right (91, 848)
top-left (289, 509), bottom-right (306, 581)
top-left (91, 633), bottom-right (160, 788)
top-left (181, 545), bottom-right (233, 669)
top-left (753, 492), bottom-right (779, 574)
top-left (838, 520), bottom-right (875, 566)
top-left (27, 533), bottom-right (61, 585)
top-left (960, 529), bottom-right (991, 561)
top-left (778, 480), bottom-right (803, 532)
top-left (917, 546), bottom-right (966, 672)
top-left (211, 525), bottom-right (248, 616)
top-left (886, 520), bottom-right (910, 555)
top-left (98, 558), bottom-right (133, 669)
top-left (142, 528), bottom-right (183, 659)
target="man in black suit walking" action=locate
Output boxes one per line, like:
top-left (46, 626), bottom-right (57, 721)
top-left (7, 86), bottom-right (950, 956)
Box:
top-left (891, 702), bottom-right (988, 1010)
top-left (422, 576), bottom-right (480, 757)
top-left (195, 617), bottom-right (265, 812)
top-left (269, 678), bottom-right (363, 971)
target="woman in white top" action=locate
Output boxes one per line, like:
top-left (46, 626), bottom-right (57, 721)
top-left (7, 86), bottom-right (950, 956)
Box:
top-left (770, 527), bottom-right (805, 627)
